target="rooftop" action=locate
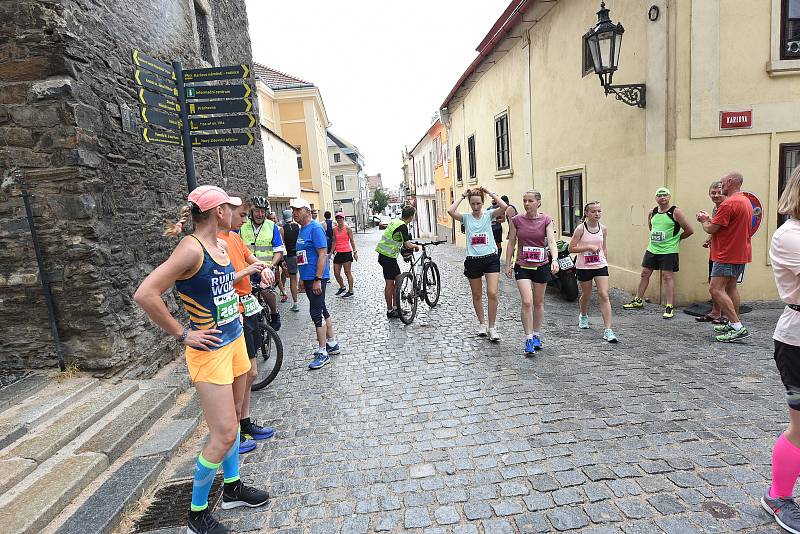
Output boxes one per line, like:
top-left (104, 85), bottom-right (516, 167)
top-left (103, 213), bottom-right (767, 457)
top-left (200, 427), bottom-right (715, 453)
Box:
top-left (253, 63), bottom-right (315, 90)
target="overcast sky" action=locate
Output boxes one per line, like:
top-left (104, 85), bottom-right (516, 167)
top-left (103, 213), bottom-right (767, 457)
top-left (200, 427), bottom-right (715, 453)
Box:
top-left (245, 0), bottom-right (510, 188)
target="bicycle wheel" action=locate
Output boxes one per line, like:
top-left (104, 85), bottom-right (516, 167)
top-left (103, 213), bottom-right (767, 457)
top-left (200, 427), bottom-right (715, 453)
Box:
top-left (395, 272), bottom-right (418, 325)
top-left (251, 323), bottom-right (283, 391)
top-left (422, 261), bottom-right (441, 307)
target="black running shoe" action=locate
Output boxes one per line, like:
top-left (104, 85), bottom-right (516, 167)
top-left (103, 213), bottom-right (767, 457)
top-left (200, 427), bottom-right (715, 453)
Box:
top-left (221, 480), bottom-right (270, 510)
top-left (188, 509), bottom-right (229, 534)
top-left (342, 291), bottom-right (354, 299)
top-left (269, 312), bottom-right (281, 332)
top-left (386, 309), bottom-right (400, 319)
top-left (335, 287), bottom-right (346, 296)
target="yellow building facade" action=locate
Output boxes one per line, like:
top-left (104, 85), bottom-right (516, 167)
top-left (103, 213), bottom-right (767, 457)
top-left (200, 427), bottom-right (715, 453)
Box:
top-left (431, 120), bottom-right (455, 242)
top-left (442, 0), bottom-right (800, 304)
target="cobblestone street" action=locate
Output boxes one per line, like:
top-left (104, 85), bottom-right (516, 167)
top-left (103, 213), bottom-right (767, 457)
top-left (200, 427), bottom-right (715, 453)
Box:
top-left (224, 230), bottom-right (789, 533)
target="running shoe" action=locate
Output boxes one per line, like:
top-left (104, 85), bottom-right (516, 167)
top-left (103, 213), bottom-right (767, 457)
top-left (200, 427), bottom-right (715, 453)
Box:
top-left (241, 420), bottom-right (274, 440)
top-left (663, 305), bottom-right (675, 319)
top-left (578, 314), bottom-right (590, 329)
top-left (269, 313), bottom-right (281, 332)
top-left (531, 335), bottom-right (543, 351)
top-left (715, 326), bottom-right (749, 342)
top-left (280, 294), bottom-right (288, 303)
top-left (342, 291), bottom-right (354, 299)
top-left (188, 509), bottom-right (229, 534)
top-left (488, 328), bottom-right (500, 342)
top-left (524, 338), bottom-right (536, 355)
top-left (714, 323), bottom-right (735, 334)
top-left (239, 433), bottom-right (256, 453)
top-left (335, 287), bottom-right (347, 296)
top-left (221, 479), bottom-right (270, 510)
top-left (761, 490), bottom-right (800, 534)
top-left (603, 328), bottom-right (619, 343)
top-left (623, 297), bottom-right (644, 309)
top-left (290, 303), bottom-right (300, 312)
top-left (326, 342), bottom-right (341, 355)
top-left (477, 324), bottom-right (488, 337)
top-left (308, 351), bottom-right (330, 370)
top-left (387, 309), bottom-right (400, 319)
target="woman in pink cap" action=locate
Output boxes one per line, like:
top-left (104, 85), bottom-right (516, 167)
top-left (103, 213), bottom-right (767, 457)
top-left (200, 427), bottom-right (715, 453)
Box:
top-left (134, 185), bottom-right (270, 534)
top-left (331, 211), bottom-right (358, 299)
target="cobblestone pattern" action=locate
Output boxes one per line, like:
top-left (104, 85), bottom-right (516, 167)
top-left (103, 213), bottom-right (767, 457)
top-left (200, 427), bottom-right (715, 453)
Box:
top-left (223, 231), bottom-right (788, 533)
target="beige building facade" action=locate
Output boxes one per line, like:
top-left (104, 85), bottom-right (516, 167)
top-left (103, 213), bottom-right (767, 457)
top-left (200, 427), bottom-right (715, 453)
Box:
top-left (442, 0), bottom-right (800, 304)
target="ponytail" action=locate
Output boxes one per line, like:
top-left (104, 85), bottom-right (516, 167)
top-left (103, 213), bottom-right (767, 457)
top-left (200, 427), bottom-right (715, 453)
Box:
top-left (163, 203), bottom-right (195, 237)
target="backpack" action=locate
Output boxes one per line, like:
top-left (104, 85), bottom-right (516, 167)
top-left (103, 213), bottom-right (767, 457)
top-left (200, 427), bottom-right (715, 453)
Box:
top-left (651, 205), bottom-right (681, 237)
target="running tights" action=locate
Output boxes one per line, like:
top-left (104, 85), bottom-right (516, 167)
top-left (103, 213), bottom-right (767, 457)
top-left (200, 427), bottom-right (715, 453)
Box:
top-left (770, 433), bottom-right (800, 498)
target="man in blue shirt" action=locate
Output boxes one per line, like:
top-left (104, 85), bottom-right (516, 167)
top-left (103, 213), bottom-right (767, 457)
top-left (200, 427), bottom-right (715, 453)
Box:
top-left (290, 198), bottom-right (341, 370)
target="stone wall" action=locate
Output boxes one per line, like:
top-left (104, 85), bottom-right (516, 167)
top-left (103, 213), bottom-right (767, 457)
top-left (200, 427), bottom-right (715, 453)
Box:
top-left (0, 0), bottom-right (267, 376)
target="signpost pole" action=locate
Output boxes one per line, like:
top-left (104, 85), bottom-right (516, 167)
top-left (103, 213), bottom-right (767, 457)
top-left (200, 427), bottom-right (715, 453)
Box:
top-left (173, 61), bottom-right (197, 191)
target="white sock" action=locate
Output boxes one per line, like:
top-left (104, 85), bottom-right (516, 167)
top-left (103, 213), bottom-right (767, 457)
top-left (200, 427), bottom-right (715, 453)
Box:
top-left (730, 322), bottom-right (743, 330)
top-left (327, 337), bottom-right (336, 345)
top-left (533, 331), bottom-right (541, 337)
top-left (526, 334), bottom-right (533, 340)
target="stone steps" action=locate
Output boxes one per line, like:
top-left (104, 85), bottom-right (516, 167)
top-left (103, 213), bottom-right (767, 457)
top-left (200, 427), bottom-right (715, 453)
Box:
top-left (0, 374), bottom-right (194, 534)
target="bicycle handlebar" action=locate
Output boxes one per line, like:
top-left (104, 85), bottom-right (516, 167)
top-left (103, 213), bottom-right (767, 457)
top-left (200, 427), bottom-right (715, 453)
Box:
top-left (412, 240), bottom-right (446, 246)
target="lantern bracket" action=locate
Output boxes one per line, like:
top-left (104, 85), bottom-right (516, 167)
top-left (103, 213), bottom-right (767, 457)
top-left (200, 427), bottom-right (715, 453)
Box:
top-left (603, 83), bottom-right (647, 108)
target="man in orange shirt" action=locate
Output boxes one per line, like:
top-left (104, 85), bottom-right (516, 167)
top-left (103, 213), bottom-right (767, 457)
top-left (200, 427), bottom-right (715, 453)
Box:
top-left (219, 198), bottom-right (277, 450)
top-left (696, 171), bottom-right (754, 342)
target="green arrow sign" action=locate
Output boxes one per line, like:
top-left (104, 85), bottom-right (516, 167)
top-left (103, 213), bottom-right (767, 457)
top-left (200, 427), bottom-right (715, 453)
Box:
top-left (190, 132), bottom-right (255, 147)
top-left (140, 106), bottom-right (182, 130)
top-left (132, 49), bottom-right (175, 80)
top-left (187, 98), bottom-right (253, 115)
top-left (188, 114), bottom-right (256, 131)
top-left (185, 84), bottom-right (252, 100)
top-left (133, 68), bottom-right (177, 97)
top-left (137, 88), bottom-right (180, 113)
top-left (142, 128), bottom-right (182, 146)
top-left (183, 64), bottom-right (251, 83)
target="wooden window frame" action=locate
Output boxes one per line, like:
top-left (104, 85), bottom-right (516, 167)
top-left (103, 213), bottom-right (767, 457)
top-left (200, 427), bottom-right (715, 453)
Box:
top-left (455, 145), bottom-right (463, 183)
top-left (779, 143), bottom-right (800, 226)
top-left (467, 134), bottom-right (477, 181)
top-left (494, 112), bottom-right (510, 172)
top-left (335, 175), bottom-right (345, 192)
top-left (559, 173), bottom-right (583, 236)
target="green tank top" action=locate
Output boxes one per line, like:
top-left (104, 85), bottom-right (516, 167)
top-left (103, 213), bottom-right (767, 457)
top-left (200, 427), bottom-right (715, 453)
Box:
top-left (647, 206), bottom-right (681, 254)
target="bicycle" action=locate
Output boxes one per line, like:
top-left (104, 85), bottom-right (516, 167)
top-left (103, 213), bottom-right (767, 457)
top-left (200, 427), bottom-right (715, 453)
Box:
top-left (395, 240), bottom-right (446, 325)
top-left (249, 271), bottom-right (284, 391)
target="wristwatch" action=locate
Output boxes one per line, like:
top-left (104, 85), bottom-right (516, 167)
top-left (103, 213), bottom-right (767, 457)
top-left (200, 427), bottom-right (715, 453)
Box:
top-left (314, 276), bottom-right (323, 281)
top-left (177, 328), bottom-right (188, 343)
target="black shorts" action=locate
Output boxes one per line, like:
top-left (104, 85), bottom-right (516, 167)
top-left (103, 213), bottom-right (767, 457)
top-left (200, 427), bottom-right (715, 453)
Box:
top-left (378, 254), bottom-right (401, 280)
top-left (464, 254), bottom-right (501, 279)
top-left (775, 339), bottom-right (800, 411)
top-left (513, 264), bottom-right (550, 284)
top-left (576, 267), bottom-right (609, 282)
top-left (333, 251), bottom-right (353, 264)
top-left (642, 250), bottom-right (679, 272)
top-left (243, 313), bottom-right (263, 359)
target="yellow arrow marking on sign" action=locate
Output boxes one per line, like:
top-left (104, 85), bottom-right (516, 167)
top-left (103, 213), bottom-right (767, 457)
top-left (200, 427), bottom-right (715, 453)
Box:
top-left (133, 49), bottom-right (139, 65)
top-left (141, 108), bottom-right (147, 122)
top-left (248, 114), bottom-right (255, 127)
top-left (245, 98), bottom-right (252, 112)
top-left (143, 128), bottom-right (150, 142)
top-left (135, 69), bottom-right (142, 86)
top-left (242, 64), bottom-right (250, 78)
top-left (244, 84), bottom-right (251, 98)
top-left (247, 132), bottom-right (254, 145)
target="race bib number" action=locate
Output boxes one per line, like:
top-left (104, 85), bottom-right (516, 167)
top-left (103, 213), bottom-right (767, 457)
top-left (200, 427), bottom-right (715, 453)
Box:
top-left (583, 251), bottom-right (601, 265)
top-left (297, 249), bottom-right (308, 266)
top-left (214, 291), bottom-right (239, 326)
top-left (522, 246), bottom-right (545, 263)
top-left (470, 233), bottom-right (489, 246)
top-left (240, 294), bottom-right (263, 317)
top-left (650, 231), bottom-right (666, 243)
top-left (558, 256), bottom-right (574, 270)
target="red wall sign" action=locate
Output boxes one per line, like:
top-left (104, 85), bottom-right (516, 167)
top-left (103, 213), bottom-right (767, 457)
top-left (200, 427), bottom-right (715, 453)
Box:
top-left (720, 110), bottom-right (752, 130)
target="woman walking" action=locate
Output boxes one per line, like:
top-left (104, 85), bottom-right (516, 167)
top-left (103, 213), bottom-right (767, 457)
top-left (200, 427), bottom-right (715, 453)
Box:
top-left (762, 166), bottom-right (800, 533)
top-left (504, 190), bottom-right (559, 355)
top-left (134, 186), bottom-right (270, 534)
top-left (569, 201), bottom-right (618, 343)
top-left (332, 211), bottom-right (358, 299)
top-left (448, 187), bottom-right (507, 341)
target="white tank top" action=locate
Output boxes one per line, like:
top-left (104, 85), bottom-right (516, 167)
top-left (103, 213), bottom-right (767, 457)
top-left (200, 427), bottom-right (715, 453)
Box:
top-left (575, 222), bottom-right (607, 269)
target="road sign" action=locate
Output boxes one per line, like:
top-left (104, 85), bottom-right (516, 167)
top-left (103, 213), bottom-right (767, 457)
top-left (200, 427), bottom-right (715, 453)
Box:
top-left (137, 88), bottom-right (180, 113)
top-left (185, 84), bottom-right (252, 100)
top-left (142, 127), bottom-right (182, 146)
top-left (743, 191), bottom-right (763, 236)
top-left (187, 98), bottom-right (253, 115)
top-left (132, 49), bottom-right (175, 80)
top-left (140, 107), bottom-right (182, 130)
top-left (183, 64), bottom-right (250, 83)
top-left (133, 68), bottom-right (178, 97)
top-left (188, 114), bottom-right (256, 131)
top-left (190, 132), bottom-right (255, 147)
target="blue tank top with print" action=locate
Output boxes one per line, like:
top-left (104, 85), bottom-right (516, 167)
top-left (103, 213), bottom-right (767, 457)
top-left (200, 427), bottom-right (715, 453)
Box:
top-left (175, 236), bottom-right (242, 348)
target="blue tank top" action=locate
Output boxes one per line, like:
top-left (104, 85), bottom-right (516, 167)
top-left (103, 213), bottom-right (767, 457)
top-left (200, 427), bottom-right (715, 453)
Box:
top-left (175, 236), bottom-right (242, 348)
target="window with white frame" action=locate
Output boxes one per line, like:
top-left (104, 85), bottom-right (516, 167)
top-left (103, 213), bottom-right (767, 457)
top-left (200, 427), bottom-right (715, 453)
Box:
top-left (335, 175), bottom-right (345, 192)
top-left (467, 135), bottom-right (476, 180)
top-left (295, 146), bottom-right (303, 170)
top-left (455, 145), bottom-right (463, 183)
top-left (334, 153), bottom-right (341, 163)
top-left (495, 112), bottom-right (511, 171)
top-left (783, 0), bottom-right (800, 59)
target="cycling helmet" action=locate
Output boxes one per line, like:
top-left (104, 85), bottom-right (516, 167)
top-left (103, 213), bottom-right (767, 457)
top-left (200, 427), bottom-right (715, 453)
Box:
top-left (251, 196), bottom-right (269, 209)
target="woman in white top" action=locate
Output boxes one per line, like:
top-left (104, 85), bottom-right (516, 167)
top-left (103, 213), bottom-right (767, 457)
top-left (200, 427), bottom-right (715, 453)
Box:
top-left (763, 166), bottom-right (800, 532)
top-left (448, 187), bottom-right (507, 341)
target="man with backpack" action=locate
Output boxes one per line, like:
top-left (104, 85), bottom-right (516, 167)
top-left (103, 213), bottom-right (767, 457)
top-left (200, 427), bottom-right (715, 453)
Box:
top-left (623, 187), bottom-right (694, 318)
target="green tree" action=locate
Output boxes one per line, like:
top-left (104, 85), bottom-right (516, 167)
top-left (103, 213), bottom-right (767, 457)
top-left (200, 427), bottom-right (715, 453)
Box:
top-left (370, 188), bottom-right (388, 214)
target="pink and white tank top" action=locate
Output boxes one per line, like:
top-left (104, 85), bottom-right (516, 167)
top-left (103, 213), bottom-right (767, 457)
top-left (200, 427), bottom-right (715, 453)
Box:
top-left (575, 222), bottom-right (607, 269)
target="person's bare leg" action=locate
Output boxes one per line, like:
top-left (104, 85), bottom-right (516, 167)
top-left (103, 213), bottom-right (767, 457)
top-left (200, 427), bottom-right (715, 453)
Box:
top-left (468, 277), bottom-right (485, 325)
top-left (289, 273), bottom-right (299, 303)
top-left (384, 279), bottom-right (395, 310)
top-left (636, 268), bottom-right (653, 299)
top-left (710, 276), bottom-right (739, 323)
top-left (662, 270), bottom-right (675, 305)
top-left (265, 291), bottom-right (277, 314)
top-left (726, 276), bottom-right (741, 317)
top-left (232, 372), bottom-right (249, 421)
top-left (194, 382), bottom-right (239, 462)
top-left (486, 273), bottom-right (499, 328)
top-left (240, 361), bottom-right (257, 420)
top-left (333, 262), bottom-right (344, 290)
top-left (344, 262), bottom-right (354, 292)
top-left (516, 279), bottom-right (534, 335)
top-left (595, 276), bottom-right (613, 328)
top-left (325, 315), bottom-right (335, 339)
top-left (532, 282), bottom-right (546, 332)
top-left (579, 280), bottom-right (593, 316)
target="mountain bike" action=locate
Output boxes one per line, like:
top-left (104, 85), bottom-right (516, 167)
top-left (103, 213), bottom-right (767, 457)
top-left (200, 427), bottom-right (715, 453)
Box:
top-left (395, 240), bottom-right (446, 325)
top-left (249, 273), bottom-right (284, 391)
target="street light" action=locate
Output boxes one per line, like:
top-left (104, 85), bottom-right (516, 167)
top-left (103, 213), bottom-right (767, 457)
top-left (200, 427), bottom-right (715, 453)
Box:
top-left (584, 2), bottom-right (646, 108)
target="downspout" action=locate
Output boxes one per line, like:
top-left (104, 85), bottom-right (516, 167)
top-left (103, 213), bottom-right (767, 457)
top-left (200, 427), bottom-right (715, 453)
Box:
top-left (526, 29), bottom-right (535, 190)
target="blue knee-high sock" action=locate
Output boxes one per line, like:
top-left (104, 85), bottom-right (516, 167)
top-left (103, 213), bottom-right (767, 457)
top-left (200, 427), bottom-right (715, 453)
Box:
top-left (191, 454), bottom-right (221, 512)
top-left (221, 431), bottom-right (240, 484)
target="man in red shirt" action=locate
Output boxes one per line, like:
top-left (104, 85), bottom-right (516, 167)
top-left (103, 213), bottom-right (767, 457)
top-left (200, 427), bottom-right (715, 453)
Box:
top-left (696, 172), bottom-right (753, 342)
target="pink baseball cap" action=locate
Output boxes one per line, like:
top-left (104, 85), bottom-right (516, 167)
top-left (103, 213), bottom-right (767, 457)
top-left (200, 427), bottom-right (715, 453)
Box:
top-left (187, 185), bottom-right (242, 211)
top-left (335, 211), bottom-right (345, 218)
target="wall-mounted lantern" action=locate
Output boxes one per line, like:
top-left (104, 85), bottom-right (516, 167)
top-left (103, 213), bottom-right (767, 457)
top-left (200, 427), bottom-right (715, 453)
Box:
top-left (584, 2), bottom-right (646, 108)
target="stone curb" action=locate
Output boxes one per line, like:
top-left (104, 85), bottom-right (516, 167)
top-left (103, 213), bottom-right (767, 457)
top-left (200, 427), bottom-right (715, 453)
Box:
top-left (133, 417), bottom-right (200, 458)
top-left (0, 374), bottom-right (49, 413)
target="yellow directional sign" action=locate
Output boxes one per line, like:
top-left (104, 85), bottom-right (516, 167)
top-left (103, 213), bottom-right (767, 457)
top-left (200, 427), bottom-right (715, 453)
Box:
top-left (183, 64), bottom-right (251, 83)
top-left (140, 106), bottom-right (182, 130)
top-left (185, 84), bottom-right (252, 100)
top-left (134, 68), bottom-right (177, 97)
top-left (187, 98), bottom-right (252, 115)
top-left (142, 128), bottom-right (182, 146)
top-left (188, 114), bottom-right (256, 131)
top-left (190, 131), bottom-right (255, 147)
top-left (132, 49), bottom-right (176, 80)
